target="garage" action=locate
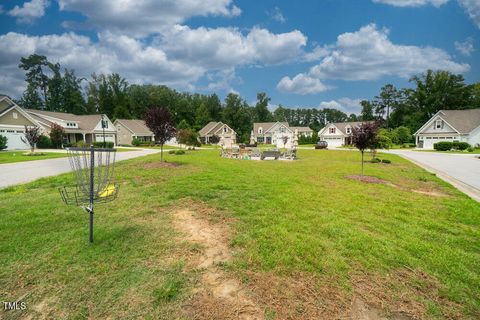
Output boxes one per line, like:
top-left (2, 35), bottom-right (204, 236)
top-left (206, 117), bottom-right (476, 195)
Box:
top-left (420, 136), bottom-right (457, 149)
top-left (322, 137), bottom-right (344, 147)
top-left (0, 127), bottom-right (30, 150)
top-left (95, 134), bottom-right (116, 146)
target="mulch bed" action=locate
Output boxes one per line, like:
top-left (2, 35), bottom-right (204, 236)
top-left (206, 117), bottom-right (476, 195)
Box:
top-left (345, 175), bottom-right (390, 184)
top-left (143, 162), bottom-right (181, 169)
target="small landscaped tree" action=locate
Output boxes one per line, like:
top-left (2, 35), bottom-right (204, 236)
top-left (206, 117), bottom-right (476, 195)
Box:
top-left (23, 125), bottom-right (41, 153)
top-left (0, 134), bottom-right (7, 150)
top-left (209, 134), bottom-right (220, 145)
top-left (144, 107), bottom-right (176, 162)
top-left (351, 122), bottom-right (380, 176)
top-left (50, 123), bottom-right (65, 148)
top-left (177, 129), bottom-right (201, 149)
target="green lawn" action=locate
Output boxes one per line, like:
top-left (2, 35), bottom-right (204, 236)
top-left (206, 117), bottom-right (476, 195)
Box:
top-left (1, 150), bottom-right (479, 319)
top-left (0, 151), bottom-right (67, 164)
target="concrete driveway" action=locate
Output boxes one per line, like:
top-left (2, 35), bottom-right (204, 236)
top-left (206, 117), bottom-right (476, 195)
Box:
top-left (388, 150), bottom-right (480, 202)
top-left (0, 148), bottom-right (161, 189)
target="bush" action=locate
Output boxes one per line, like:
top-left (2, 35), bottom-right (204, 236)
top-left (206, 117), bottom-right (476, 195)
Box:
top-left (132, 138), bottom-right (141, 146)
top-left (371, 157), bottom-right (381, 163)
top-left (381, 159), bottom-right (391, 164)
top-left (452, 141), bottom-right (470, 151)
top-left (0, 134), bottom-right (8, 150)
top-left (37, 135), bottom-right (52, 149)
top-left (467, 147), bottom-right (475, 152)
top-left (74, 141), bottom-right (88, 148)
top-left (393, 126), bottom-right (412, 144)
top-left (93, 141), bottom-right (114, 148)
top-left (175, 150), bottom-right (186, 155)
top-left (168, 150), bottom-right (176, 154)
top-left (49, 123), bottom-right (65, 148)
top-left (434, 141), bottom-right (452, 151)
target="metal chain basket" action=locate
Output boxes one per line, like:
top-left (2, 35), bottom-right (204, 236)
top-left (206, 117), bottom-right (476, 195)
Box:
top-left (59, 146), bottom-right (119, 243)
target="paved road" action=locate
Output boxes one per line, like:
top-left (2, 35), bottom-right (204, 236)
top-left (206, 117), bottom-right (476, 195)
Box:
top-left (388, 150), bottom-right (480, 202)
top-left (0, 148), bottom-right (161, 189)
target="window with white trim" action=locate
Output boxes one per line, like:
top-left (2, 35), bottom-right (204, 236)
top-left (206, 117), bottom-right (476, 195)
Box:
top-left (329, 127), bottom-right (336, 134)
top-left (12, 112), bottom-right (18, 119)
top-left (258, 127), bottom-right (263, 134)
top-left (435, 120), bottom-right (443, 129)
top-left (346, 127), bottom-right (351, 134)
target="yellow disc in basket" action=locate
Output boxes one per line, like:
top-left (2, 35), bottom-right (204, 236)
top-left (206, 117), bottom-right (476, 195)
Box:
top-left (99, 184), bottom-right (116, 198)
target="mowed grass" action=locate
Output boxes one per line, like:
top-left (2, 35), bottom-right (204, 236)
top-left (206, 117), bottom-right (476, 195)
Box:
top-left (0, 151), bottom-right (67, 164)
top-left (0, 150), bottom-right (479, 318)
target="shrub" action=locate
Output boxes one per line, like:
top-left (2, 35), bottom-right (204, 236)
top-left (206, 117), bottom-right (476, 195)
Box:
top-left (0, 134), bottom-right (8, 150)
top-left (453, 141), bottom-right (470, 151)
top-left (168, 150), bottom-right (176, 154)
top-left (434, 141), bottom-right (452, 151)
top-left (37, 135), bottom-right (52, 149)
top-left (132, 138), bottom-right (141, 146)
top-left (371, 157), bottom-right (381, 163)
top-left (49, 123), bottom-right (65, 148)
top-left (393, 126), bottom-right (412, 144)
top-left (175, 150), bottom-right (186, 155)
top-left (74, 141), bottom-right (88, 148)
top-left (467, 147), bottom-right (474, 152)
top-left (93, 141), bottom-right (114, 148)
top-left (381, 159), bottom-right (391, 164)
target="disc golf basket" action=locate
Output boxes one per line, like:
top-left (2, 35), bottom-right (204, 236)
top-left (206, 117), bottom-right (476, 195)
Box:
top-left (59, 146), bottom-right (119, 243)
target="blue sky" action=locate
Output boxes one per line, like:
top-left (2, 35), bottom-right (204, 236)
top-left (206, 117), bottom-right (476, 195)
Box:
top-left (0, 0), bottom-right (478, 114)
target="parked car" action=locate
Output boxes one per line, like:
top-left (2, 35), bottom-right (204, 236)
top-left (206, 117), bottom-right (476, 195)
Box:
top-left (315, 140), bottom-right (328, 149)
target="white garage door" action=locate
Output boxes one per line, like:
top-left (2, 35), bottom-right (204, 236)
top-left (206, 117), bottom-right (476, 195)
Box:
top-left (422, 136), bottom-right (456, 149)
top-left (0, 128), bottom-right (30, 150)
top-left (322, 137), bottom-right (343, 147)
top-left (95, 134), bottom-right (116, 145)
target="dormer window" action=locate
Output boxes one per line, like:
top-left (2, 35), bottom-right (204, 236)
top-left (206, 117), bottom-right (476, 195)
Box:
top-left (329, 127), bottom-right (336, 134)
top-left (435, 120), bottom-right (443, 129)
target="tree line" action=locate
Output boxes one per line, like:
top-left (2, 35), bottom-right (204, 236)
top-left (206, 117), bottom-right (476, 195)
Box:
top-left (15, 54), bottom-right (480, 143)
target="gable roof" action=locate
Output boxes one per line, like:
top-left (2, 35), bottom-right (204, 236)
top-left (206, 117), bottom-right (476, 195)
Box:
top-left (323, 121), bottom-right (365, 135)
top-left (115, 119), bottom-right (153, 136)
top-left (253, 122), bottom-right (289, 134)
top-left (290, 126), bottom-right (313, 132)
top-left (414, 109), bottom-right (480, 135)
top-left (199, 121), bottom-right (220, 136)
top-left (26, 109), bottom-right (108, 131)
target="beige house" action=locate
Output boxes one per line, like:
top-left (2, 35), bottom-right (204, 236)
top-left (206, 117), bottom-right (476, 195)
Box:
top-left (26, 109), bottom-right (117, 146)
top-left (114, 119), bottom-right (155, 145)
top-left (414, 109), bottom-right (480, 149)
top-left (0, 95), bottom-right (45, 150)
top-left (252, 122), bottom-right (313, 148)
top-left (318, 121), bottom-right (367, 147)
top-left (199, 121), bottom-right (237, 146)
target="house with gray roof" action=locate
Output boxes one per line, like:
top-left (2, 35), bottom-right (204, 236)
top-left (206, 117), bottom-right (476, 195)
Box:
top-left (414, 109), bottom-right (480, 149)
top-left (26, 109), bottom-right (117, 146)
top-left (198, 121), bottom-right (237, 146)
top-left (252, 122), bottom-right (314, 148)
top-left (318, 121), bottom-right (367, 147)
top-left (114, 119), bottom-right (155, 145)
top-left (0, 95), bottom-right (45, 150)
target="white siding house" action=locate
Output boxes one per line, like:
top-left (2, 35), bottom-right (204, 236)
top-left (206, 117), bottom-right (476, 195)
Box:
top-left (414, 109), bottom-right (480, 149)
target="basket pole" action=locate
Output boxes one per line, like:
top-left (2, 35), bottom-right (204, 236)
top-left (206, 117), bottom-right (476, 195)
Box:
top-left (89, 145), bottom-right (95, 243)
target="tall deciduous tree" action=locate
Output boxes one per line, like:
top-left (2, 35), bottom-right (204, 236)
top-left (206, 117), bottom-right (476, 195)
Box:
top-left (144, 107), bottom-right (176, 162)
top-left (351, 122), bottom-right (380, 176)
top-left (255, 92), bottom-right (273, 122)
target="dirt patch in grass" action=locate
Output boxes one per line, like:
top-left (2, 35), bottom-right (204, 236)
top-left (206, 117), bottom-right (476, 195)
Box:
top-left (411, 189), bottom-right (448, 197)
top-left (173, 202), bottom-right (264, 320)
top-left (143, 161), bottom-right (181, 169)
top-left (346, 175), bottom-right (391, 184)
top-left (237, 267), bottom-right (462, 320)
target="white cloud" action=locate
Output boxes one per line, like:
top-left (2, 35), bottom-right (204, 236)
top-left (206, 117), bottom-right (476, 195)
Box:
top-left (268, 7), bottom-right (286, 23)
top-left (0, 32), bottom-right (204, 97)
top-left (58, 0), bottom-right (241, 37)
top-left (372, 0), bottom-right (448, 7)
top-left (277, 74), bottom-right (330, 94)
top-left (8, 0), bottom-right (50, 24)
top-left (455, 37), bottom-right (475, 56)
top-left (319, 98), bottom-right (364, 114)
top-left (458, 0), bottom-right (480, 29)
top-left (278, 24), bottom-right (469, 94)
top-left (160, 25), bottom-right (307, 68)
